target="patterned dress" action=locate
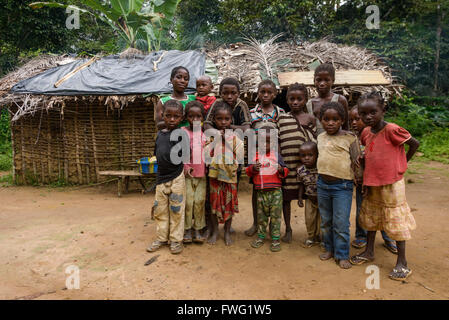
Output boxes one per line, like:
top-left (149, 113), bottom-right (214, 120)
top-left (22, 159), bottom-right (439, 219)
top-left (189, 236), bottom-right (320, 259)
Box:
top-left (278, 112), bottom-right (316, 201)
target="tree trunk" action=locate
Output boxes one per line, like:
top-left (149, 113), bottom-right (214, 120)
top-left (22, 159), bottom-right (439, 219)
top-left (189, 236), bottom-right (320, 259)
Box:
top-left (434, 2), bottom-right (442, 93)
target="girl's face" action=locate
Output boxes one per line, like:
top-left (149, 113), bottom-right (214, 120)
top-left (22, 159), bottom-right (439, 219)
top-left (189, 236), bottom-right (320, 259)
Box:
top-left (349, 108), bottom-right (366, 134)
top-left (321, 108), bottom-right (343, 135)
top-left (171, 69), bottom-right (189, 92)
top-left (287, 90), bottom-right (307, 113)
top-left (357, 99), bottom-right (385, 128)
top-left (163, 106), bottom-right (183, 130)
top-left (186, 106), bottom-right (204, 128)
top-left (314, 71), bottom-right (334, 95)
top-left (214, 109), bottom-right (232, 130)
top-left (258, 84), bottom-right (276, 106)
top-left (220, 84), bottom-right (239, 107)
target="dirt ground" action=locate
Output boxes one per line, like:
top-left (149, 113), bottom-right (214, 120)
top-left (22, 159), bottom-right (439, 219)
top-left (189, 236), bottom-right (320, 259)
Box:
top-left (1, 160), bottom-right (448, 300)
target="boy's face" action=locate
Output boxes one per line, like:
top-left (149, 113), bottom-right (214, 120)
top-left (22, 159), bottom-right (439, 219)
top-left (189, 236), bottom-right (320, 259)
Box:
top-left (299, 146), bottom-right (317, 168)
top-left (358, 99), bottom-right (385, 128)
top-left (314, 71), bottom-right (334, 95)
top-left (349, 108), bottom-right (366, 134)
top-left (186, 106), bottom-right (204, 128)
top-left (321, 109), bottom-right (343, 135)
top-left (214, 109), bottom-right (232, 130)
top-left (220, 84), bottom-right (239, 107)
top-left (287, 90), bottom-right (307, 113)
top-left (196, 78), bottom-right (213, 97)
top-left (258, 84), bottom-right (276, 106)
top-left (172, 69), bottom-right (189, 92)
top-left (163, 106), bottom-right (183, 130)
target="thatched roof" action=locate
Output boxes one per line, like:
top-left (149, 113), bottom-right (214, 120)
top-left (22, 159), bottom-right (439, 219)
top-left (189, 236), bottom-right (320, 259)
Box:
top-left (0, 39), bottom-right (403, 122)
top-left (205, 39), bottom-right (403, 98)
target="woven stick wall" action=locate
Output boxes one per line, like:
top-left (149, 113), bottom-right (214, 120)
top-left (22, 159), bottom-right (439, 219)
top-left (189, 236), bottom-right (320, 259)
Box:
top-left (10, 97), bottom-right (156, 185)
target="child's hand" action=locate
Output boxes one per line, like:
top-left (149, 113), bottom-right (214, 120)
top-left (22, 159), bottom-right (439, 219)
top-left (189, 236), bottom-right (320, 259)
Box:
top-left (362, 185), bottom-right (368, 197)
top-left (277, 165), bottom-right (284, 174)
top-left (297, 199), bottom-right (304, 207)
top-left (185, 167), bottom-right (194, 178)
top-left (254, 162), bottom-right (261, 172)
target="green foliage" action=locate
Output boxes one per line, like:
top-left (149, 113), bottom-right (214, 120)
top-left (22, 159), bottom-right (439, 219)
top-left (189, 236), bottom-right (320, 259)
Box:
top-left (30, 0), bottom-right (181, 52)
top-left (385, 91), bottom-right (449, 163)
top-left (0, 109), bottom-right (12, 171)
top-left (419, 128), bottom-right (449, 163)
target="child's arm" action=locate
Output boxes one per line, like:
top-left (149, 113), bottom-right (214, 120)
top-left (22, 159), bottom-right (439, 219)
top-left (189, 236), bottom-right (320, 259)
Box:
top-left (297, 184), bottom-right (305, 208)
top-left (405, 136), bottom-right (420, 162)
top-left (155, 100), bottom-right (166, 130)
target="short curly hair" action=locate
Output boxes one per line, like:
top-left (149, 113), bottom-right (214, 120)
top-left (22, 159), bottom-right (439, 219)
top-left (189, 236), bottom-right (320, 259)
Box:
top-left (314, 63), bottom-right (335, 81)
top-left (219, 77), bottom-right (240, 94)
top-left (185, 100), bottom-right (205, 118)
top-left (286, 82), bottom-right (308, 100)
top-left (320, 101), bottom-right (346, 122)
top-left (162, 99), bottom-right (183, 114)
top-left (357, 91), bottom-right (386, 110)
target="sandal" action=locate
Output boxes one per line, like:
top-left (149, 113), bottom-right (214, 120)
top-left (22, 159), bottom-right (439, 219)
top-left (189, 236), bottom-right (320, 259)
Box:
top-left (349, 254), bottom-right (374, 265)
top-left (383, 241), bottom-right (398, 254)
top-left (389, 267), bottom-right (412, 281)
top-left (351, 238), bottom-right (367, 249)
top-left (170, 241), bottom-right (183, 254)
top-left (301, 239), bottom-right (319, 248)
top-left (146, 240), bottom-right (167, 253)
top-left (251, 238), bottom-right (264, 249)
top-left (270, 240), bottom-right (281, 252)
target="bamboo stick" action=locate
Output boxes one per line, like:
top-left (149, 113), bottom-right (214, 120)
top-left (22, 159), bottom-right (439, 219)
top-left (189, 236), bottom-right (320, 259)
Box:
top-left (54, 56), bottom-right (99, 88)
top-left (74, 104), bottom-right (83, 184)
top-left (89, 105), bottom-right (100, 182)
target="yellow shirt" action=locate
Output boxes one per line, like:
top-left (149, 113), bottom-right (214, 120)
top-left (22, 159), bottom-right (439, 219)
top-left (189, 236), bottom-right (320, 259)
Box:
top-left (317, 132), bottom-right (359, 180)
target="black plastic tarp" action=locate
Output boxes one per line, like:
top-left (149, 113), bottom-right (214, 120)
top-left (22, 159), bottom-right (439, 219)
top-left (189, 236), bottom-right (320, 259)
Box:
top-left (10, 50), bottom-right (206, 96)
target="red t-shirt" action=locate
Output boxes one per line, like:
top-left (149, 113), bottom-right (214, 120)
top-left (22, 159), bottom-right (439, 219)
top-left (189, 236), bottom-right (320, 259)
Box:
top-left (196, 95), bottom-right (216, 113)
top-left (361, 123), bottom-right (411, 186)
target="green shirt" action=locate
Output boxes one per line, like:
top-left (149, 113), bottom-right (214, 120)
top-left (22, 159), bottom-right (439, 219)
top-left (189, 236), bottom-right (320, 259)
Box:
top-left (160, 94), bottom-right (196, 128)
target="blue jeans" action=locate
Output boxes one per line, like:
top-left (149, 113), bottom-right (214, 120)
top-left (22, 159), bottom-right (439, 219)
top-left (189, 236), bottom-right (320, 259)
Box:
top-left (317, 176), bottom-right (353, 260)
top-left (355, 186), bottom-right (393, 243)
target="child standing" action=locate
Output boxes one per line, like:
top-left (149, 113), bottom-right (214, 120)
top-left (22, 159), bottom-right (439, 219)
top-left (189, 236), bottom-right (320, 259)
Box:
top-left (307, 63), bottom-right (349, 134)
top-left (245, 80), bottom-right (285, 238)
top-left (156, 66), bottom-right (196, 130)
top-left (204, 77), bottom-right (251, 132)
top-left (196, 75), bottom-right (216, 113)
top-left (182, 101), bottom-right (207, 244)
top-left (277, 83), bottom-right (316, 243)
top-left (206, 101), bottom-right (244, 246)
top-left (296, 141), bottom-right (321, 248)
top-left (350, 92), bottom-right (419, 281)
top-left (316, 102), bottom-right (361, 269)
top-left (246, 125), bottom-right (289, 252)
top-left (349, 106), bottom-right (398, 254)
top-left (147, 100), bottom-right (187, 255)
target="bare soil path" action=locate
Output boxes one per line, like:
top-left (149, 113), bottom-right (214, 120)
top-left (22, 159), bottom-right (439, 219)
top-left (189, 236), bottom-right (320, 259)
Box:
top-left (0, 161), bottom-right (448, 300)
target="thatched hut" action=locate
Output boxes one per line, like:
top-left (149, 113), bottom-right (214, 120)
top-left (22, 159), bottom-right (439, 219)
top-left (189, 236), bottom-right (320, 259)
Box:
top-left (0, 40), bottom-right (402, 185)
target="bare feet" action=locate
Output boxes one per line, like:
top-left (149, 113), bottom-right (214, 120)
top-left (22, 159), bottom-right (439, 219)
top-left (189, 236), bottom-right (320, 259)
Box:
top-left (244, 225), bottom-right (257, 237)
top-left (337, 259), bottom-right (352, 269)
top-left (319, 251), bottom-right (334, 260)
top-left (207, 230), bottom-right (218, 244)
top-left (224, 230), bottom-right (233, 246)
top-left (281, 229), bottom-right (292, 243)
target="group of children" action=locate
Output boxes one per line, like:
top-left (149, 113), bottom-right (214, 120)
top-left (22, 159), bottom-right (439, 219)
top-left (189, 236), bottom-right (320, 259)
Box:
top-left (148, 63), bottom-right (419, 281)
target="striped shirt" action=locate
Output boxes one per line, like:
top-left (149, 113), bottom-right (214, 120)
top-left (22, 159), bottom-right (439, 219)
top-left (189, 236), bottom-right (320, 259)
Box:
top-left (250, 104), bottom-right (285, 130)
top-left (278, 113), bottom-right (316, 193)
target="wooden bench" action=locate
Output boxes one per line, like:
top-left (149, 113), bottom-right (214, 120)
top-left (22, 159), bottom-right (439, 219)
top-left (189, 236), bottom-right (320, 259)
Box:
top-left (99, 170), bottom-right (155, 197)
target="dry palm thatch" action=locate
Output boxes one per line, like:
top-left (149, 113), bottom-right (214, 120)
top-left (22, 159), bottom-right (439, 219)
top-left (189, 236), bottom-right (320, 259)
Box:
top-left (242, 33), bottom-right (285, 81)
top-left (205, 38), bottom-right (403, 100)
